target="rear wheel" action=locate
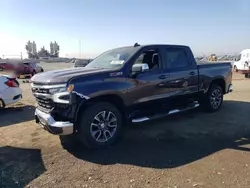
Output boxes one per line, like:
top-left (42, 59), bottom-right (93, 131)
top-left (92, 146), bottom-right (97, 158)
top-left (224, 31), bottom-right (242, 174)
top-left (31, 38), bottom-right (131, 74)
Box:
top-left (201, 84), bottom-right (223, 112)
top-left (245, 74), bottom-right (250, 78)
top-left (77, 102), bottom-right (123, 149)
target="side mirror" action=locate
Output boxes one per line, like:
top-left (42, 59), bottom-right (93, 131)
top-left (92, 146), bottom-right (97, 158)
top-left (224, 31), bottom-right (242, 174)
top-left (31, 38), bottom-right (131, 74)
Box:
top-left (132, 63), bottom-right (149, 74)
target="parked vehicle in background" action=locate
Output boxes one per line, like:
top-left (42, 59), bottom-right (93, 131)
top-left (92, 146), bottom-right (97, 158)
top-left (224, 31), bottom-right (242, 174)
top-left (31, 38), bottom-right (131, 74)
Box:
top-left (0, 62), bottom-right (16, 71)
top-left (73, 59), bottom-right (91, 68)
top-left (233, 49), bottom-right (250, 78)
top-left (0, 74), bottom-right (22, 108)
top-left (68, 58), bottom-right (76, 63)
top-left (15, 62), bottom-right (43, 77)
top-left (31, 43), bottom-right (232, 149)
top-left (0, 61), bottom-right (44, 76)
top-left (24, 62), bottom-right (44, 74)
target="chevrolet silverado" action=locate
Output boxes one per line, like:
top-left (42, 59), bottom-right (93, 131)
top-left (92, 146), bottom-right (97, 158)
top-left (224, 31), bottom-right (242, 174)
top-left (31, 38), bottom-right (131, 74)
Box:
top-left (31, 44), bottom-right (233, 149)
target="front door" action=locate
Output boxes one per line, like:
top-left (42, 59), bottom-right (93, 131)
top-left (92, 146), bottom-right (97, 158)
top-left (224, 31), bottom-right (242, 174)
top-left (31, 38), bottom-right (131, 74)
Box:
top-left (125, 47), bottom-right (170, 113)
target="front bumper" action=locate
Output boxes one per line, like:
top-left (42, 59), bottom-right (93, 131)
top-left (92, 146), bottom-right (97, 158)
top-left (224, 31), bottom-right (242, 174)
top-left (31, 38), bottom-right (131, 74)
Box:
top-left (35, 108), bottom-right (74, 135)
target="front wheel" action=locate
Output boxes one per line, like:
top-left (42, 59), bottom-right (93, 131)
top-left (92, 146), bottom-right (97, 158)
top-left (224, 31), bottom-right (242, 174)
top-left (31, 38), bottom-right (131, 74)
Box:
top-left (77, 102), bottom-right (123, 149)
top-left (201, 84), bottom-right (223, 113)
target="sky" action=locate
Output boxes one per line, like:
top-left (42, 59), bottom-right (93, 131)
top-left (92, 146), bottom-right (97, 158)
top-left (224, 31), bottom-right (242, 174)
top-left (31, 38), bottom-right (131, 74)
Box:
top-left (0, 0), bottom-right (249, 59)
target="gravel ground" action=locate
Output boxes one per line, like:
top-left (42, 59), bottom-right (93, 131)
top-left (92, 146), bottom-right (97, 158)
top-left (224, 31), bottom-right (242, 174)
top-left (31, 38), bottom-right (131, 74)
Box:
top-left (1, 65), bottom-right (250, 188)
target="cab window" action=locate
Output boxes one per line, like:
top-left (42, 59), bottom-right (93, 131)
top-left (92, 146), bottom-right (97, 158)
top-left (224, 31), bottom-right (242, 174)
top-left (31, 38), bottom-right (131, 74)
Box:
top-left (163, 47), bottom-right (190, 69)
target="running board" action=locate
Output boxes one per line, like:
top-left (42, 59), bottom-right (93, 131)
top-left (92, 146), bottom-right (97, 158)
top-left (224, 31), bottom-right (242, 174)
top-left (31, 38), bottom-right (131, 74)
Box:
top-left (132, 101), bottom-right (200, 123)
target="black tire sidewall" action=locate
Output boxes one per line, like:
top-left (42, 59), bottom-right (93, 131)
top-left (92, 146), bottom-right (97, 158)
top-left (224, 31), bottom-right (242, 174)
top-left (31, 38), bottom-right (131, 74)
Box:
top-left (234, 65), bottom-right (238, 72)
top-left (203, 84), bottom-right (223, 112)
top-left (78, 102), bottom-right (123, 149)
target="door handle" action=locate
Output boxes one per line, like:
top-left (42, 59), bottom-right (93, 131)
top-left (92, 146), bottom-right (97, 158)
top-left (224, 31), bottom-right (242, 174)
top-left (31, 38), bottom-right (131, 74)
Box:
top-left (159, 75), bottom-right (168, 79)
top-left (189, 71), bottom-right (195, 76)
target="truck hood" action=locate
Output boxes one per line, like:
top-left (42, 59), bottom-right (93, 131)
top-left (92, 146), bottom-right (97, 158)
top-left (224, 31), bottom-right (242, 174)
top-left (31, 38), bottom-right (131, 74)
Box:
top-left (31, 67), bottom-right (109, 85)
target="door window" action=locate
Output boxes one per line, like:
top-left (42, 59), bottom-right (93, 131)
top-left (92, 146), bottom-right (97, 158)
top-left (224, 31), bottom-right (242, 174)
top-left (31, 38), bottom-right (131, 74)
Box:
top-left (133, 49), bottom-right (161, 70)
top-left (163, 48), bottom-right (190, 69)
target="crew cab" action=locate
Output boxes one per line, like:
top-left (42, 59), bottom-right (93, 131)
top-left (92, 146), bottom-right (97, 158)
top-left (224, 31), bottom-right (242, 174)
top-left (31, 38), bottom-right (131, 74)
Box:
top-left (31, 44), bottom-right (233, 149)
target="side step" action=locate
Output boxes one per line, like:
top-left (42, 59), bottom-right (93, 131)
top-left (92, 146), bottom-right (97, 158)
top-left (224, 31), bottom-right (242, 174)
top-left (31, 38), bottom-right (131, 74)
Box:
top-left (132, 101), bottom-right (200, 123)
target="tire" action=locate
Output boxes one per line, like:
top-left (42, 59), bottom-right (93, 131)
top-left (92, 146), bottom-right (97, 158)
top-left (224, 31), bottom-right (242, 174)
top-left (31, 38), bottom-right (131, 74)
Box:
top-left (234, 65), bottom-right (238, 72)
top-left (0, 99), bottom-right (5, 109)
top-left (245, 74), bottom-right (250, 78)
top-left (77, 102), bottom-right (123, 149)
top-left (201, 84), bottom-right (223, 113)
top-left (0, 68), bottom-right (3, 71)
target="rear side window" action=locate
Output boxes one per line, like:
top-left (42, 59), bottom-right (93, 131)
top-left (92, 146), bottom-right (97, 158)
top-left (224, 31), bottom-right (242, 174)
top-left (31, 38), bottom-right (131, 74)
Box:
top-left (163, 48), bottom-right (190, 69)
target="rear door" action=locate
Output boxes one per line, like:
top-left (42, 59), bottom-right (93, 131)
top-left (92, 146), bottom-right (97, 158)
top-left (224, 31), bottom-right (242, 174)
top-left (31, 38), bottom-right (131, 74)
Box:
top-left (160, 46), bottom-right (199, 98)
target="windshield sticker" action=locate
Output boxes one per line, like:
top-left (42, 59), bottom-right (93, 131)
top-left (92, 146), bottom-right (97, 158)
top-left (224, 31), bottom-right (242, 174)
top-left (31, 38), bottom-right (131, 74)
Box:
top-left (110, 60), bottom-right (124, 65)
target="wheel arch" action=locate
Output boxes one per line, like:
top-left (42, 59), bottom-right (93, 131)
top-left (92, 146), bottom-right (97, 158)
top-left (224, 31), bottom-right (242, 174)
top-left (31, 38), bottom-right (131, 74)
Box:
top-left (75, 94), bottom-right (128, 129)
top-left (210, 78), bottom-right (226, 94)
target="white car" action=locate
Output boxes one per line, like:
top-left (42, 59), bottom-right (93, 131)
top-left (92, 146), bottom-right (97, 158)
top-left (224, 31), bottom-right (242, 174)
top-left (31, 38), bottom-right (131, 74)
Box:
top-left (233, 49), bottom-right (250, 77)
top-left (0, 74), bottom-right (22, 108)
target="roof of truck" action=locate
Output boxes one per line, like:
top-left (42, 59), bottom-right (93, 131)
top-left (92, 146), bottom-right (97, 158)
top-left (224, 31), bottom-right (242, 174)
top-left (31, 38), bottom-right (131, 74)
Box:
top-left (134, 43), bottom-right (189, 48)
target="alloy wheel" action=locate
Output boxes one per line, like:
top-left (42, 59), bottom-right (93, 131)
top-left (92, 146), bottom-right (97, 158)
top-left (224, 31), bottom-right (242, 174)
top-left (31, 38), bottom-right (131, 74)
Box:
top-left (90, 111), bottom-right (118, 143)
top-left (210, 88), bottom-right (222, 109)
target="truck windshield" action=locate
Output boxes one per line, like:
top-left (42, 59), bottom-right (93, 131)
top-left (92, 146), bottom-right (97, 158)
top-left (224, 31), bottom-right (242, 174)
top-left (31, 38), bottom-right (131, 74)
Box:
top-left (85, 47), bottom-right (137, 69)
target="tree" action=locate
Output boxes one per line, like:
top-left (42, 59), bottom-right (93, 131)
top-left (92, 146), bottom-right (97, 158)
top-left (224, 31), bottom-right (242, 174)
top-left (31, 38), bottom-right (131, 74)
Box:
top-left (55, 44), bottom-right (60, 57)
top-left (38, 46), bottom-right (50, 57)
top-left (25, 41), bottom-right (38, 59)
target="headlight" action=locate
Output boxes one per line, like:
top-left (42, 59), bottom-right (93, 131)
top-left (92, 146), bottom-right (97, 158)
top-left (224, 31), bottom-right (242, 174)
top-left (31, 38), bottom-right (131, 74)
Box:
top-left (49, 84), bottom-right (74, 94)
top-left (49, 87), bottom-right (67, 94)
top-left (67, 84), bottom-right (74, 93)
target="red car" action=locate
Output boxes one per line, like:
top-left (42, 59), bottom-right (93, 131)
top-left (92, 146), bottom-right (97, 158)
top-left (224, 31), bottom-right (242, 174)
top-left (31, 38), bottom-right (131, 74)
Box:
top-left (0, 61), bottom-right (44, 76)
top-left (0, 62), bottom-right (16, 71)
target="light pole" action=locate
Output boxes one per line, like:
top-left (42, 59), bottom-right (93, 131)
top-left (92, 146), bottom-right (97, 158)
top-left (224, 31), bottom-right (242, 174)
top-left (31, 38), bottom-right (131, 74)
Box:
top-left (79, 40), bottom-right (81, 58)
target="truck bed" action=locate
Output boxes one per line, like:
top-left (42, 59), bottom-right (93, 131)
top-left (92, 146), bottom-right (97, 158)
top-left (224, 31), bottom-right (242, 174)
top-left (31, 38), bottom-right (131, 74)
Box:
top-left (196, 60), bottom-right (232, 66)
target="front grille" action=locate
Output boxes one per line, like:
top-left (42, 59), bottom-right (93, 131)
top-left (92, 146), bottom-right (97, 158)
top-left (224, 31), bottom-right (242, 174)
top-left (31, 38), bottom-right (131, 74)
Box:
top-left (32, 87), bottom-right (50, 94)
top-left (32, 85), bottom-right (53, 111)
top-left (35, 97), bottom-right (54, 110)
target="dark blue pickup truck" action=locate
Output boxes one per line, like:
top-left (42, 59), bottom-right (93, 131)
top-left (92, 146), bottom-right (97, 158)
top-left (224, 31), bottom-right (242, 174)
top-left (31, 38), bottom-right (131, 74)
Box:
top-left (31, 43), bottom-right (232, 149)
